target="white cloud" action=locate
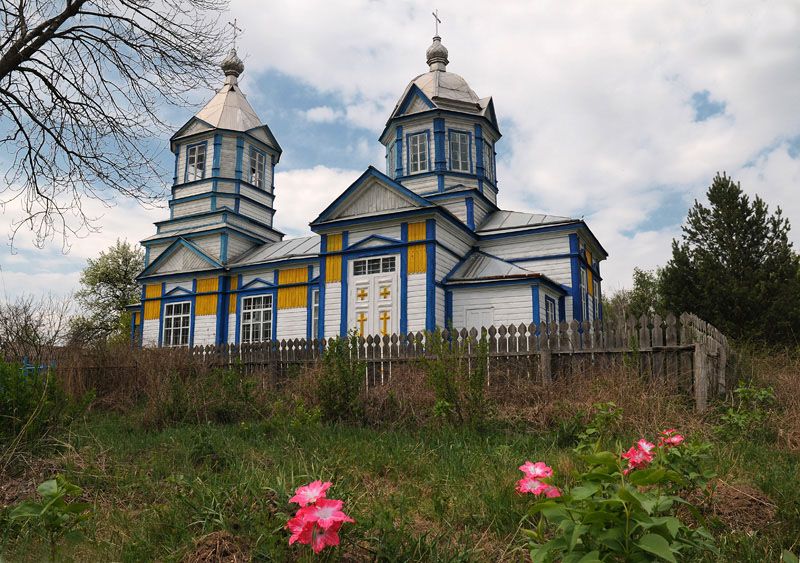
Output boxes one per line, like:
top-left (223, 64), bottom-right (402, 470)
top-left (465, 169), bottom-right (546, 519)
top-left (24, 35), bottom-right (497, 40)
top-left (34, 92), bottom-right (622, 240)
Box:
top-left (231, 0), bottom-right (800, 288)
top-left (303, 105), bottom-right (345, 123)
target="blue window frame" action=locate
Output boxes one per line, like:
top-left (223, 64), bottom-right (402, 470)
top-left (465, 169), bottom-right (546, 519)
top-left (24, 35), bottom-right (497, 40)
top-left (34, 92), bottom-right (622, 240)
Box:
top-left (406, 131), bottom-right (430, 174)
top-left (545, 296), bottom-right (557, 324)
top-left (448, 129), bottom-right (472, 172)
top-left (240, 294), bottom-right (273, 343)
top-left (184, 142), bottom-right (207, 182)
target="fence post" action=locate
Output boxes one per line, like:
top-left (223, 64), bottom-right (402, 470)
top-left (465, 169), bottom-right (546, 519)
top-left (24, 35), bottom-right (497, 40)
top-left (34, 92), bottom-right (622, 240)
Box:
top-left (540, 350), bottom-right (552, 385)
top-left (693, 340), bottom-right (709, 412)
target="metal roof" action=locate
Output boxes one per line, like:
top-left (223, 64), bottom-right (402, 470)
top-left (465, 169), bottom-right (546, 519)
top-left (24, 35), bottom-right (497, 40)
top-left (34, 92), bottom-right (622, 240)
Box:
top-left (477, 210), bottom-right (576, 233)
top-left (195, 80), bottom-right (262, 132)
top-left (230, 235), bottom-right (321, 267)
top-left (448, 251), bottom-right (533, 281)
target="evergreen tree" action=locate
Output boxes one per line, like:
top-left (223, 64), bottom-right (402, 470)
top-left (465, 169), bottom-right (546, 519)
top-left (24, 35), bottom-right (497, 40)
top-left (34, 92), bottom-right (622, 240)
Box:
top-left (70, 240), bottom-right (144, 344)
top-left (661, 172), bottom-right (800, 343)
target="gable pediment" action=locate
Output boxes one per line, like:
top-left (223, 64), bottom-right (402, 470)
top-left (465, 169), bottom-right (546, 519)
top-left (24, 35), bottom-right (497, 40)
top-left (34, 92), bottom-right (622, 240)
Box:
top-left (393, 84), bottom-right (435, 119)
top-left (312, 167), bottom-right (432, 225)
top-left (138, 238), bottom-right (222, 279)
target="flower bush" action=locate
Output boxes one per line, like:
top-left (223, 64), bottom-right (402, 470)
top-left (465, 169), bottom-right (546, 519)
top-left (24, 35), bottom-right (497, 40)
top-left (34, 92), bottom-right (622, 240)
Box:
top-left (286, 480), bottom-right (354, 554)
top-left (521, 429), bottom-right (717, 562)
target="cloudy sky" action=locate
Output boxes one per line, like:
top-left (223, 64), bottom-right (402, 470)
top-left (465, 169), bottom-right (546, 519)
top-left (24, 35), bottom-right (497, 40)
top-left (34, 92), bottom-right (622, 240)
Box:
top-left (2, 0), bottom-right (799, 299)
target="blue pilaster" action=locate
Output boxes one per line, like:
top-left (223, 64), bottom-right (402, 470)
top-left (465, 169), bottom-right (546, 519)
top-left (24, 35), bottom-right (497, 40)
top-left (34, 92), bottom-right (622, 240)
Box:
top-left (395, 126), bottom-right (404, 178)
top-left (569, 233), bottom-right (582, 322)
top-left (465, 197), bottom-right (475, 230)
top-left (425, 219), bottom-right (436, 332)
top-left (212, 134), bottom-right (222, 177)
top-left (474, 124), bottom-right (484, 193)
top-left (434, 118), bottom-right (446, 192)
top-left (532, 285), bottom-right (540, 326)
top-left (400, 223), bottom-right (408, 334)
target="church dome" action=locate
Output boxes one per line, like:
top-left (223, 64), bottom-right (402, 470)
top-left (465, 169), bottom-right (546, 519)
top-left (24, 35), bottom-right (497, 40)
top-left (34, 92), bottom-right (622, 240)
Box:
top-left (220, 48), bottom-right (245, 78)
top-left (410, 68), bottom-right (480, 105)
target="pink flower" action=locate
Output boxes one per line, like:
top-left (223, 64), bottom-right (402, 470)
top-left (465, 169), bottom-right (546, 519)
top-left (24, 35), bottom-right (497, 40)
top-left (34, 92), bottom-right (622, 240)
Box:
top-left (297, 498), bottom-right (355, 529)
top-left (299, 521), bottom-right (344, 554)
top-left (637, 439), bottom-right (656, 454)
top-left (543, 485), bottom-right (561, 498)
top-left (661, 428), bottom-right (678, 436)
top-left (622, 444), bottom-right (654, 473)
top-left (287, 512), bottom-right (312, 546)
top-left (516, 477), bottom-right (547, 495)
top-left (289, 480), bottom-right (331, 507)
top-left (519, 461), bottom-right (553, 479)
top-left (660, 434), bottom-right (685, 447)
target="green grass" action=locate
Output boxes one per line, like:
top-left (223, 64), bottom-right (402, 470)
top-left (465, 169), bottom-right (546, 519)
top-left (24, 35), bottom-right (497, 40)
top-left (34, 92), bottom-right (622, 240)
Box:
top-left (2, 412), bottom-right (799, 561)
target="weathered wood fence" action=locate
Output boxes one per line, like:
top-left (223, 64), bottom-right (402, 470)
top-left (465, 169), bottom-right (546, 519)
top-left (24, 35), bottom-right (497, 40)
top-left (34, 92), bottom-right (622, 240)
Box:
top-left (181, 313), bottom-right (732, 411)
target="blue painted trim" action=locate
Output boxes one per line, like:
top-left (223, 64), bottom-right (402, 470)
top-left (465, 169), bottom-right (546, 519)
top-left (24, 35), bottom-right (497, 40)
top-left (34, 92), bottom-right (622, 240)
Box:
top-left (405, 129), bottom-right (432, 176)
top-left (315, 206), bottom-right (476, 241)
top-left (143, 226), bottom-right (269, 253)
top-left (232, 257), bottom-right (320, 275)
top-left (138, 238), bottom-right (222, 279)
top-left (163, 285), bottom-right (193, 296)
top-left (446, 278), bottom-right (559, 291)
top-left (183, 141), bottom-right (208, 183)
top-left (270, 154), bottom-right (276, 195)
top-left (532, 285), bottom-right (540, 326)
top-left (347, 234), bottom-right (404, 249)
top-left (508, 252), bottom-right (603, 279)
top-left (173, 143), bottom-right (180, 185)
top-left (171, 119), bottom-right (282, 155)
top-left (444, 289), bottom-right (453, 328)
top-left (234, 288), bottom-right (278, 344)
top-left (400, 223), bottom-right (408, 334)
top-left (138, 285), bottom-right (146, 348)
top-left (380, 108), bottom-right (501, 144)
top-left (339, 231), bottom-right (349, 336)
top-left (421, 186), bottom-right (496, 207)
top-left (465, 197), bottom-right (475, 230)
top-left (235, 136), bottom-right (244, 180)
top-left (216, 275), bottom-right (227, 345)
top-left (558, 296), bottom-right (566, 323)
top-left (159, 292), bottom-right (194, 348)
top-left (312, 166), bottom-right (432, 225)
top-left (220, 232), bottom-right (228, 263)
top-left (396, 84), bottom-right (436, 114)
top-left (425, 219), bottom-right (436, 331)
top-left (212, 134), bottom-right (222, 176)
top-left (306, 264), bottom-right (314, 340)
top-left (318, 235), bottom-right (327, 340)
top-left (168, 191), bottom-right (275, 214)
top-left (477, 220), bottom-right (609, 258)
top-left (570, 233), bottom-right (583, 323)
top-left (434, 118), bottom-right (446, 192)
top-left (395, 169), bottom-right (497, 192)
top-left (240, 276), bottom-right (277, 289)
top-left (272, 270), bottom-right (279, 340)
top-left (154, 206), bottom-right (281, 235)
top-left (447, 128), bottom-right (474, 173)
top-left (475, 124), bottom-right (484, 193)
top-left (395, 126), bottom-right (404, 178)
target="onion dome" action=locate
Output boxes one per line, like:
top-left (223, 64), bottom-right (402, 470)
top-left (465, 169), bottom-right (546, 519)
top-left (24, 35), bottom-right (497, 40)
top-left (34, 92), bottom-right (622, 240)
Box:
top-left (220, 48), bottom-right (245, 82)
top-left (426, 35), bottom-right (449, 71)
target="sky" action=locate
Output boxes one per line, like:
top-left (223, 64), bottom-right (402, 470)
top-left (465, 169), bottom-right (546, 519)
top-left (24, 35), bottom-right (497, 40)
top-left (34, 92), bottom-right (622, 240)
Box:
top-left (1, 0), bottom-right (800, 299)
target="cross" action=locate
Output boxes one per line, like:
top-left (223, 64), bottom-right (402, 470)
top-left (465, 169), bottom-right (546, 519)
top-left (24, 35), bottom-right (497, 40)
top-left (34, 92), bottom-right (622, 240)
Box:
top-left (379, 286), bottom-right (390, 299)
top-left (227, 18), bottom-right (243, 50)
top-left (356, 312), bottom-right (367, 336)
top-left (432, 9), bottom-right (442, 36)
top-left (379, 311), bottom-right (390, 335)
top-left (357, 288), bottom-right (368, 301)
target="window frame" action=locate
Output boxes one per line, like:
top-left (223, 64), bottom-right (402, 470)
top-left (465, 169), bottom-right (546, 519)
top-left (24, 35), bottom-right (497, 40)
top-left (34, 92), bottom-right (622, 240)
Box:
top-left (352, 256), bottom-right (397, 277)
top-left (249, 146), bottom-right (267, 188)
top-left (184, 142), bottom-right (207, 182)
top-left (545, 296), bottom-right (557, 324)
top-left (448, 129), bottom-right (472, 173)
top-left (386, 141), bottom-right (396, 178)
top-left (406, 131), bottom-right (430, 174)
top-left (311, 289), bottom-right (320, 339)
top-left (240, 294), bottom-right (274, 344)
top-left (162, 301), bottom-right (192, 348)
top-left (482, 141), bottom-right (495, 183)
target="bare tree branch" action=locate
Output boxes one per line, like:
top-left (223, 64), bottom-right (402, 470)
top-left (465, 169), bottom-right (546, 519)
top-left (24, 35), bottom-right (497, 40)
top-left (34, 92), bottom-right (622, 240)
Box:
top-left (0, 0), bottom-right (229, 249)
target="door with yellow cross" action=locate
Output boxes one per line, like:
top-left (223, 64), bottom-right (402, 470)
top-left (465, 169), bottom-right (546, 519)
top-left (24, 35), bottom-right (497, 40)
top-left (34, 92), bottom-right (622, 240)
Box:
top-left (348, 255), bottom-right (399, 337)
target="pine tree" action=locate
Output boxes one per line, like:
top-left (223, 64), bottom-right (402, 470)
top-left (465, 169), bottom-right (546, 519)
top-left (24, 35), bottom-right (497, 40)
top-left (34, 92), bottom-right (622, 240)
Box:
top-left (661, 172), bottom-right (800, 344)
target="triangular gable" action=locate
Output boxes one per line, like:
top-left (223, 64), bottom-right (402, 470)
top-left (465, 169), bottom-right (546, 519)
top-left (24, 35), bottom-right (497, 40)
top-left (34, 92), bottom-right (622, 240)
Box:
top-left (240, 276), bottom-right (275, 290)
top-left (170, 116), bottom-right (215, 143)
top-left (138, 238), bottom-right (222, 279)
top-left (246, 124), bottom-right (282, 154)
top-left (481, 98), bottom-right (499, 130)
top-left (394, 84), bottom-right (435, 118)
top-left (164, 285), bottom-right (193, 296)
top-left (311, 167), bottom-right (432, 225)
top-left (348, 234), bottom-right (403, 250)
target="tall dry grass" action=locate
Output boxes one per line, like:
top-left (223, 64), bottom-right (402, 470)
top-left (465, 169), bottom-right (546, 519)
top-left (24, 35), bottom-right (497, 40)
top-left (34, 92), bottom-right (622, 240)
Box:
top-left (745, 351), bottom-right (800, 450)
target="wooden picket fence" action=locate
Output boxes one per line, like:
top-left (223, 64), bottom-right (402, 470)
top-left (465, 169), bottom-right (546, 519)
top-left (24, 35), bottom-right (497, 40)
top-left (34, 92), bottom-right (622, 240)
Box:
top-left (183, 312), bottom-right (732, 412)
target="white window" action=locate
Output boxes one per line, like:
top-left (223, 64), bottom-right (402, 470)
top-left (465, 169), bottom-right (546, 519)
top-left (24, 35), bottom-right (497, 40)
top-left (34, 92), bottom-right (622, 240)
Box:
top-left (163, 301), bottom-right (191, 347)
top-left (545, 299), bottom-right (557, 324)
top-left (241, 295), bottom-right (273, 343)
top-left (353, 256), bottom-right (396, 276)
top-left (449, 131), bottom-right (470, 172)
top-left (482, 142), bottom-right (494, 183)
top-left (311, 289), bottom-right (320, 339)
top-left (250, 148), bottom-right (266, 188)
top-left (386, 142), bottom-right (396, 178)
top-left (185, 144), bottom-right (206, 182)
top-left (408, 132), bottom-right (428, 173)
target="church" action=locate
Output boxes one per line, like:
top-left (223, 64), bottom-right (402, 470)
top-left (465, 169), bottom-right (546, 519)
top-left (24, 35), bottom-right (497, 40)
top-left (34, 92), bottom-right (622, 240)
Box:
top-left (131, 34), bottom-right (607, 347)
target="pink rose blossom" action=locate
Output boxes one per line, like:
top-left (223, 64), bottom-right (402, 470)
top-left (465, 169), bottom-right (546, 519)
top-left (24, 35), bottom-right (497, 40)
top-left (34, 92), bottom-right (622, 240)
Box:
top-left (660, 434), bottom-right (685, 447)
top-left (543, 485), bottom-right (561, 498)
top-left (289, 480), bottom-right (331, 507)
top-left (299, 521), bottom-right (344, 554)
top-left (637, 439), bottom-right (656, 454)
top-left (519, 461), bottom-right (553, 479)
top-left (622, 443), bottom-right (654, 473)
top-left (297, 498), bottom-right (355, 529)
top-left (661, 428), bottom-right (678, 436)
top-left (516, 477), bottom-right (546, 495)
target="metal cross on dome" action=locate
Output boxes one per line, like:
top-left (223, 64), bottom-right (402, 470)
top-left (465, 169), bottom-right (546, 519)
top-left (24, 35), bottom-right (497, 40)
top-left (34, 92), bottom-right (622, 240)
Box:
top-left (432, 9), bottom-right (442, 35)
top-left (227, 18), bottom-right (242, 50)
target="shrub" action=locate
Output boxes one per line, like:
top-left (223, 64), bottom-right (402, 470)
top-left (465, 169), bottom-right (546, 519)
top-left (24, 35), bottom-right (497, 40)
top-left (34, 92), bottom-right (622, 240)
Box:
top-left (423, 329), bottom-right (491, 428)
top-left (317, 333), bottom-right (365, 424)
top-left (716, 380), bottom-right (777, 442)
top-left (522, 430), bottom-right (717, 562)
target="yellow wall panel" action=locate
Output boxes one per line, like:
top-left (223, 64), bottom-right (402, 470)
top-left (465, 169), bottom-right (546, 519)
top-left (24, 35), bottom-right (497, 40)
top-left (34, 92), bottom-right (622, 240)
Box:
top-left (408, 221), bottom-right (426, 241)
top-left (143, 284), bottom-right (162, 320)
top-left (408, 243), bottom-right (427, 274)
top-left (278, 267), bottom-right (308, 309)
top-left (229, 276), bottom-right (238, 314)
top-left (325, 233), bottom-right (343, 283)
top-left (195, 277), bottom-right (218, 316)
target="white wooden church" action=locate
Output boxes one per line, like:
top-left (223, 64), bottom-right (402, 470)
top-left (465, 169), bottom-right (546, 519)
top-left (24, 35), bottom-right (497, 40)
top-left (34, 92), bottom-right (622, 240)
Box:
top-left (131, 36), bottom-right (607, 347)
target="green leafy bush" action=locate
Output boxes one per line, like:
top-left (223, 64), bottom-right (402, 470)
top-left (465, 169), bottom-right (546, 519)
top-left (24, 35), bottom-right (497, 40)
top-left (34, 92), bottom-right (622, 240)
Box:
top-left (716, 380), bottom-right (777, 441)
top-left (317, 333), bottom-right (365, 423)
top-left (9, 475), bottom-right (92, 562)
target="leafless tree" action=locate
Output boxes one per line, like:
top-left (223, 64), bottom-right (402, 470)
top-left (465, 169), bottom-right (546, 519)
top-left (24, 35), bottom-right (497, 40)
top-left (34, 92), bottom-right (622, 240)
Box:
top-left (0, 0), bottom-right (228, 248)
top-left (0, 292), bottom-right (73, 360)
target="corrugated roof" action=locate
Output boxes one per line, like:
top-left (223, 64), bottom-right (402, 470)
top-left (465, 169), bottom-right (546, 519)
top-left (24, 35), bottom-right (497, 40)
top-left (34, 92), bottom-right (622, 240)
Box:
top-left (477, 210), bottom-right (576, 233)
top-left (195, 81), bottom-right (262, 132)
top-left (231, 235), bottom-right (320, 266)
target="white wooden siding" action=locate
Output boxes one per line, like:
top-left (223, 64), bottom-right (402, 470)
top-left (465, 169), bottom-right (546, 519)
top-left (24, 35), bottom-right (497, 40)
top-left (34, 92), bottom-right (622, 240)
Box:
top-left (324, 282), bottom-right (341, 338)
top-left (472, 197), bottom-right (492, 228)
top-left (515, 257), bottom-right (572, 286)
top-left (539, 286), bottom-right (562, 324)
top-left (226, 235), bottom-right (255, 262)
top-left (436, 220), bottom-right (473, 257)
top-left (228, 313), bottom-right (237, 343)
top-left (146, 243), bottom-right (170, 267)
top-left (193, 314), bottom-right (217, 345)
top-left (173, 198), bottom-right (211, 218)
top-left (219, 136), bottom-right (238, 177)
top-left (478, 232), bottom-right (569, 261)
top-left (277, 308), bottom-right (306, 340)
top-left (192, 236), bottom-right (221, 261)
top-left (451, 285), bottom-right (533, 329)
top-left (436, 248), bottom-right (460, 281)
top-left (335, 179), bottom-right (416, 219)
top-left (406, 273), bottom-right (427, 332)
top-left (142, 319), bottom-right (159, 346)
top-left (436, 287), bottom-right (445, 328)
top-left (153, 247), bottom-right (209, 274)
top-left (437, 199), bottom-right (467, 223)
top-left (164, 280), bottom-right (193, 294)
top-left (242, 269), bottom-right (276, 286)
top-left (174, 183), bottom-right (211, 198)
top-left (238, 200), bottom-right (272, 225)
